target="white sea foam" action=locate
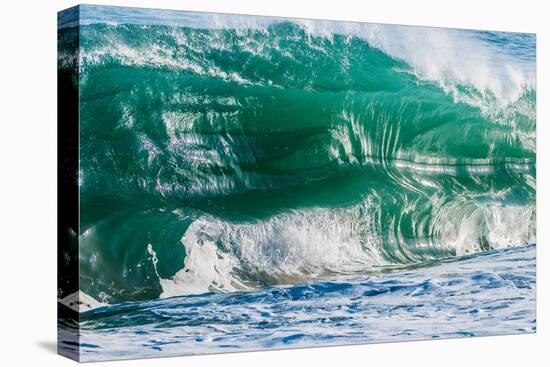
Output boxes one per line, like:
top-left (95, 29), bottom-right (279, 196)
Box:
top-left (159, 227), bottom-right (245, 297)
top-left (292, 19), bottom-right (534, 116)
top-left (157, 198), bottom-right (535, 296)
top-left (159, 204), bottom-right (386, 296)
top-left (361, 26), bottom-right (534, 116)
top-left (434, 202), bottom-right (536, 255)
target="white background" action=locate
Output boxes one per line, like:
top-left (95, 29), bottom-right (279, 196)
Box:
top-left (0, 0), bottom-right (547, 365)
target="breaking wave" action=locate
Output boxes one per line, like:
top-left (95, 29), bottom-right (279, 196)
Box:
top-left (59, 18), bottom-right (535, 304)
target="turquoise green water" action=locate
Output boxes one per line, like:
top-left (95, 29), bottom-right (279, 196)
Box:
top-left (61, 21), bottom-right (536, 304)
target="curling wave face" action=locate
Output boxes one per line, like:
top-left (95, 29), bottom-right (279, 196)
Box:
top-left (63, 20), bottom-right (535, 304)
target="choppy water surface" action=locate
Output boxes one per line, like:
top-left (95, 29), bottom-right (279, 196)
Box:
top-left (59, 244), bottom-right (535, 361)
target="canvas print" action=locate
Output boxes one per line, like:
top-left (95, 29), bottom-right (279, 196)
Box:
top-left (57, 4), bottom-right (536, 362)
